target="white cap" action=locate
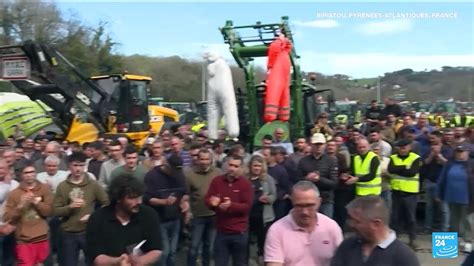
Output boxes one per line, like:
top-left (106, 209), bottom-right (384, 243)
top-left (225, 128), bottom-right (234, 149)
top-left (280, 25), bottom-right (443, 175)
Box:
top-left (311, 133), bottom-right (326, 144)
top-left (146, 137), bottom-right (156, 145)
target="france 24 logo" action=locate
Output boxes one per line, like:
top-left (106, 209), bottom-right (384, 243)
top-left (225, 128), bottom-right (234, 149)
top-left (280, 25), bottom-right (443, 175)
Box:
top-left (432, 232), bottom-right (458, 258)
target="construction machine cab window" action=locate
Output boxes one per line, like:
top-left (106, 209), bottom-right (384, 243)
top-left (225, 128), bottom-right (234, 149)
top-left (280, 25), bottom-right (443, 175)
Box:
top-left (125, 80), bottom-right (149, 132)
top-left (91, 76), bottom-right (150, 133)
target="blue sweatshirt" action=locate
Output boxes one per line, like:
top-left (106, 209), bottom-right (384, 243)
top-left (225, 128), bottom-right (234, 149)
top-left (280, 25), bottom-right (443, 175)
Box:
top-left (437, 160), bottom-right (469, 204)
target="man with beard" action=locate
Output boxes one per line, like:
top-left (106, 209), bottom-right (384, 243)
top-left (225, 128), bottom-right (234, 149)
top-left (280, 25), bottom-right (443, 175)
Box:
top-left (86, 175), bottom-right (162, 265)
top-left (264, 181), bottom-right (342, 266)
top-left (205, 155), bottom-right (252, 266)
top-left (330, 196), bottom-right (419, 266)
top-left (288, 137), bottom-right (308, 165)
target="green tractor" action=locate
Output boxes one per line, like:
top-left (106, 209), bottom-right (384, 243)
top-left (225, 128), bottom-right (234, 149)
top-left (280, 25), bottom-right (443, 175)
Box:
top-left (220, 16), bottom-right (334, 150)
top-left (332, 100), bottom-right (363, 127)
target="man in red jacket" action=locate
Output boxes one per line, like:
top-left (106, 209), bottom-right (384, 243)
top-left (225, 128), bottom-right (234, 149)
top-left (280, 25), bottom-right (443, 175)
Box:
top-left (205, 155), bottom-right (253, 266)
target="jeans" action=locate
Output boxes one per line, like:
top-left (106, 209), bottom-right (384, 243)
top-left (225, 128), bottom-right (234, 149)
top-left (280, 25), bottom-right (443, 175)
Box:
top-left (334, 189), bottom-right (354, 230)
top-left (449, 203), bottom-right (472, 243)
top-left (463, 251), bottom-right (474, 266)
top-left (214, 232), bottom-right (248, 266)
top-left (319, 202), bottom-right (334, 218)
top-left (0, 236), bottom-right (4, 266)
top-left (44, 217), bottom-right (62, 266)
top-left (60, 230), bottom-right (86, 266)
top-left (158, 219), bottom-right (181, 266)
top-left (0, 234), bottom-right (15, 266)
top-left (248, 216), bottom-right (271, 257)
top-left (391, 192), bottom-right (418, 241)
top-left (381, 190), bottom-right (392, 214)
top-left (187, 216), bottom-right (216, 266)
top-left (424, 180), bottom-right (449, 231)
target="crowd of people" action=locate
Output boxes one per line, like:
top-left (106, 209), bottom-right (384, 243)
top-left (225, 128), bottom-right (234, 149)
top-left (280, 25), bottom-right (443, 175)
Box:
top-left (0, 99), bottom-right (473, 266)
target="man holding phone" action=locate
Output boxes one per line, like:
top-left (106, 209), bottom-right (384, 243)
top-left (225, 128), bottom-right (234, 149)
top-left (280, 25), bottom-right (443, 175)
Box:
top-left (144, 154), bottom-right (189, 266)
top-left (53, 152), bottom-right (109, 266)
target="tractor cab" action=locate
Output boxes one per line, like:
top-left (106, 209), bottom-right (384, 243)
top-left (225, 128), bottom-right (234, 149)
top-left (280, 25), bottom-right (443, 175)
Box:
top-left (90, 74), bottom-right (151, 134)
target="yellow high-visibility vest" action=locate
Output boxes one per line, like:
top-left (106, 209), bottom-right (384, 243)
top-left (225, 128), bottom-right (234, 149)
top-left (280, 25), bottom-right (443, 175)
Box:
top-left (454, 115), bottom-right (473, 128)
top-left (435, 116), bottom-right (446, 128)
top-left (354, 151), bottom-right (382, 196)
top-left (389, 152), bottom-right (420, 193)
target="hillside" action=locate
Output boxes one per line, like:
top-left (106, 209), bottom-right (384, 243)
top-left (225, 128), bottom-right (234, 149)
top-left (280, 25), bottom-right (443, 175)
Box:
top-left (309, 66), bottom-right (474, 102)
top-left (1, 64), bottom-right (472, 103)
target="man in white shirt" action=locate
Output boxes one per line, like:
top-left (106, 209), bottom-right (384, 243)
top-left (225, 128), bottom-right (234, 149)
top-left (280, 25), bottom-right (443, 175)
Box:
top-left (0, 159), bottom-right (19, 208)
top-left (273, 128), bottom-right (294, 155)
top-left (36, 155), bottom-right (69, 265)
top-left (0, 159), bottom-right (18, 265)
top-left (37, 155), bottom-right (69, 193)
top-left (369, 129), bottom-right (392, 158)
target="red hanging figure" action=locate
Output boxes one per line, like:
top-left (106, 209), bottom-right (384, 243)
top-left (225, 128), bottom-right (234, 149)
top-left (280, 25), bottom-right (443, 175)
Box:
top-left (264, 34), bottom-right (292, 122)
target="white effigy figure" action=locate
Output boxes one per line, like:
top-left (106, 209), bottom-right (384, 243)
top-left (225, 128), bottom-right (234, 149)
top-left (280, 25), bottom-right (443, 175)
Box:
top-left (203, 51), bottom-right (240, 140)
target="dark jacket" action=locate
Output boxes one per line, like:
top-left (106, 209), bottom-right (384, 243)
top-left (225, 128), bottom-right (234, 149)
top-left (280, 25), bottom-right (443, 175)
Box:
top-left (298, 153), bottom-right (339, 203)
top-left (268, 164), bottom-right (292, 200)
top-left (144, 166), bottom-right (188, 222)
top-left (279, 158), bottom-right (300, 185)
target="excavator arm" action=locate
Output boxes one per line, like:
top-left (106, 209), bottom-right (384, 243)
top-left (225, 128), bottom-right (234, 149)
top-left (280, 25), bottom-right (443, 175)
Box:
top-left (0, 40), bottom-right (108, 137)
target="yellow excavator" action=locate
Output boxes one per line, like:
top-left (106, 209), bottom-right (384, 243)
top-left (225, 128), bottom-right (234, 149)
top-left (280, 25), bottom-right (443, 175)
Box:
top-left (0, 41), bottom-right (178, 147)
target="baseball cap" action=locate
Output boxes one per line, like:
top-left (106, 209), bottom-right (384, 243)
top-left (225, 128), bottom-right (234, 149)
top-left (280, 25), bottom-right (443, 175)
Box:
top-left (311, 133), bottom-right (326, 144)
top-left (455, 143), bottom-right (470, 152)
top-left (394, 139), bottom-right (412, 147)
top-left (166, 153), bottom-right (183, 169)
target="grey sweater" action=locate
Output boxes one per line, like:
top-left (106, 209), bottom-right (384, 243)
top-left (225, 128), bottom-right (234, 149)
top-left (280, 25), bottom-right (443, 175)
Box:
top-left (98, 159), bottom-right (125, 188)
top-left (248, 174), bottom-right (277, 224)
